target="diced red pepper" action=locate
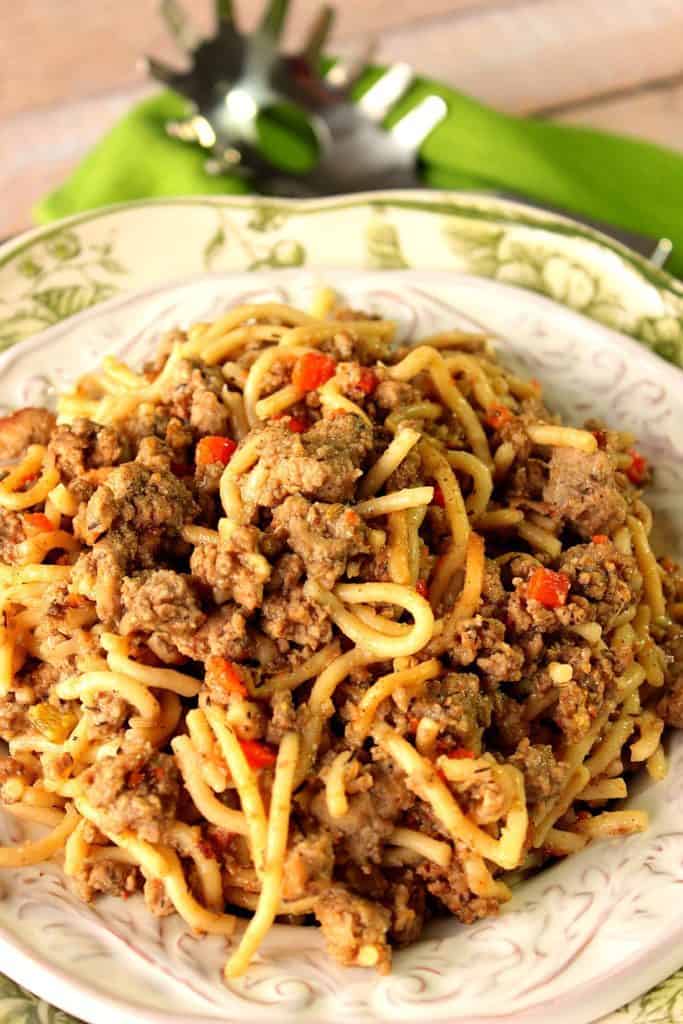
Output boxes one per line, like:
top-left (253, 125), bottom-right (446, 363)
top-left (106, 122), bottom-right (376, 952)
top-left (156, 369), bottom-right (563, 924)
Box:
top-left (433, 485), bottom-right (446, 508)
top-left (415, 580), bottom-right (429, 599)
top-left (240, 739), bottom-right (277, 770)
top-left (287, 415), bottom-right (308, 433)
top-left (626, 449), bottom-right (648, 486)
top-left (23, 512), bottom-right (55, 533)
top-left (273, 412), bottom-right (308, 433)
top-left (592, 534), bottom-right (609, 545)
top-left (485, 404), bottom-right (512, 430)
top-left (205, 656), bottom-right (247, 698)
top-left (447, 747), bottom-right (475, 760)
top-left (527, 567), bottom-right (571, 608)
top-left (357, 368), bottom-right (378, 395)
top-left (196, 436), bottom-right (237, 467)
top-left (292, 352), bottom-right (336, 392)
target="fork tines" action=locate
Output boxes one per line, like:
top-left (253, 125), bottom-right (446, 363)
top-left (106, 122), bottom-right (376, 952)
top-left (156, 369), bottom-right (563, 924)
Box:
top-left (147, 0), bottom-right (448, 193)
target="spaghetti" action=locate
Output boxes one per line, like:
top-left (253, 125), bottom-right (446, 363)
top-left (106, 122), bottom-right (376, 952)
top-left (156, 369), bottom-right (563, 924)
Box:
top-left (0, 292), bottom-right (678, 979)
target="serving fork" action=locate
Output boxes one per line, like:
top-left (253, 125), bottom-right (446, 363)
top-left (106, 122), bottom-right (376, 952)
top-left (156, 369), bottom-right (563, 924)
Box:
top-left (147, 0), bottom-right (672, 267)
top-left (147, 0), bottom-right (447, 195)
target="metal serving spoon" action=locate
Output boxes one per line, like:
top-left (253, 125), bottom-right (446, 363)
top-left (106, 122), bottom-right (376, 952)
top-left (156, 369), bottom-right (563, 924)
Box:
top-left (147, 0), bottom-right (447, 194)
top-left (147, 0), bottom-right (672, 266)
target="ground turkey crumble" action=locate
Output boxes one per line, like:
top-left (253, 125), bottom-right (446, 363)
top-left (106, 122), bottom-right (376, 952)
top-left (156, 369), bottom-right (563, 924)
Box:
top-left (81, 739), bottom-right (180, 844)
top-left (243, 414), bottom-right (374, 507)
top-left (0, 316), bottom-right (678, 976)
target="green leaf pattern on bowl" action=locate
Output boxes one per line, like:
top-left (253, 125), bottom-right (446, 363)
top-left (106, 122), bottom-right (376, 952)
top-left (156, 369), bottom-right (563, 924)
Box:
top-left (0, 192), bottom-right (683, 1022)
top-left (0, 976), bottom-right (81, 1024)
top-left (1, 193), bottom-right (681, 366)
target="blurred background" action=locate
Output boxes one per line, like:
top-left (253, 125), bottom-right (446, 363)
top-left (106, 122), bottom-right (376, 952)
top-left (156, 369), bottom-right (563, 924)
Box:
top-left (2, 0), bottom-right (682, 239)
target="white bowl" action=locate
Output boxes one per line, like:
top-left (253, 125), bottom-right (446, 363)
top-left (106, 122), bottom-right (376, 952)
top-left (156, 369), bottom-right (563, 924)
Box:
top-left (0, 264), bottom-right (682, 1024)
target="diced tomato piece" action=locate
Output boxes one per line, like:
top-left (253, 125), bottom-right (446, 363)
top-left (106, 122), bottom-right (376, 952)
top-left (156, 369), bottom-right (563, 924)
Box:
top-left (447, 748), bottom-right (475, 760)
top-left (626, 448), bottom-right (648, 485)
top-left (292, 352), bottom-right (336, 392)
top-left (357, 368), bottom-right (378, 395)
top-left (527, 567), bottom-right (571, 608)
top-left (23, 512), bottom-right (55, 533)
top-left (592, 429), bottom-right (608, 450)
top-left (287, 415), bottom-right (308, 433)
top-left (240, 739), bottom-right (277, 770)
top-left (433, 485), bottom-right (446, 508)
top-left (205, 657), bottom-right (247, 698)
top-left (415, 580), bottom-right (429, 599)
top-left (592, 534), bottom-right (609, 545)
top-left (196, 436), bottom-right (237, 467)
top-left (485, 404), bottom-right (512, 430)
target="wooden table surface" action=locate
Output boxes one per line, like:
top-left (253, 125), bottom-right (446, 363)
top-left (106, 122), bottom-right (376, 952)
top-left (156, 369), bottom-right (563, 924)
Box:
top-left (2, 0), bottom-right (682, 239)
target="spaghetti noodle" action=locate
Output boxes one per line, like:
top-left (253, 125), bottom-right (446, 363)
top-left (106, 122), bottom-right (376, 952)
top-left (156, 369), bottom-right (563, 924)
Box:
top-left (0, 292), bottom-right (678, 979)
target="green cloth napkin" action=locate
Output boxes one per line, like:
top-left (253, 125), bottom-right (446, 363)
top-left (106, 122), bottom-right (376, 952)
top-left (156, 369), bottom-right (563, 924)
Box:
top-left (36, 76), bottom-right (683, 280)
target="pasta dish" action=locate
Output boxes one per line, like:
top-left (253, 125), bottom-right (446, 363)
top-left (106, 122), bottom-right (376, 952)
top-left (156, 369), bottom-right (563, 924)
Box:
top-left (0, 290), bottom-right (680, 978)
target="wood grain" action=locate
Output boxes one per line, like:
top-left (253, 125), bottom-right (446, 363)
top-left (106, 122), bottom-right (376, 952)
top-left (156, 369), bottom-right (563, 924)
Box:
top-left (1, 0), bottom-right (682, 236)
top-left (555, 76), bottom-right (683, 152)
top-left (4, 0), bottom-right (683, 117)
top-left (1, 0), bottom-right (498, 117)
top-left (1, 87), bottom-right (151, 237)
top-left (369, 0), bottom-right (683, 113)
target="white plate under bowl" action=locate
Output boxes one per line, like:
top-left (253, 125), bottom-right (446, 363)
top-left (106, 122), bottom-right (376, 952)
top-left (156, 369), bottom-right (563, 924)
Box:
top-left (0, 267), bottom-right (682, 1024)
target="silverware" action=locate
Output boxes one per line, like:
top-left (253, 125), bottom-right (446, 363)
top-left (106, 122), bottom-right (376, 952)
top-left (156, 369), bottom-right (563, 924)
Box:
top-left (147, 0), bottom-right (447, 192)
top-left (147, 1), bottom-right (673, 270)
